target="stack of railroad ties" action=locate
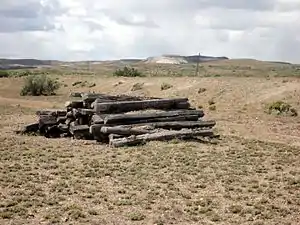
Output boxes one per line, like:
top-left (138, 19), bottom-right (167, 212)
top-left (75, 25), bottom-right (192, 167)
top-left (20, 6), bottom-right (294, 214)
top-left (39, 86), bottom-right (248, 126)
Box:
top-left (19, 93), bottom-right (218, 147)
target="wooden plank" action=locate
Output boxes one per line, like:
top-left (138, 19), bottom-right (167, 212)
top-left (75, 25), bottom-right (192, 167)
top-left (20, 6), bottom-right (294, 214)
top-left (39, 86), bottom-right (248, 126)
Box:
top-left (110, 129), bottom-right (214, 147)
top-left (100, 126), bottom-right (151, 136)
top-left (111, 120), bottom-right (216, 130)
top-left (93, 98), bottom-right (189, 113)
top-left (83, 93), bottom-right (158, 104)
top-left (104, 110), bottom-right (204, 124)
top-left (106, 115), bottom-right (200, 125)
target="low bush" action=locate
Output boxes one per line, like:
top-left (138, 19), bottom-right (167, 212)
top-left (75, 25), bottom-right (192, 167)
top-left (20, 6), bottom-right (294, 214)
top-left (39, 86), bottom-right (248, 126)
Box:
top-left (266, 100), bottom-right (297, 116)
top-left (0, 70), bottom-right (10, 78)
top-left (113, 66), bottom-right (144, 77)
top-left (20, 75), bottom-right (60, 96)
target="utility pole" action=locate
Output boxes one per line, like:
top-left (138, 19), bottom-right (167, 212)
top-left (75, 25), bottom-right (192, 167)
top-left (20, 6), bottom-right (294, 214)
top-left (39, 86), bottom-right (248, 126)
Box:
top-left (195, 52), bottom-right (200, 76)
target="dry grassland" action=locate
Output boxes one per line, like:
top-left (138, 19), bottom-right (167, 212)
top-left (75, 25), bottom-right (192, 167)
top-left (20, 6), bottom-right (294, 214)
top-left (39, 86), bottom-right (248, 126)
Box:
top-left (1, 63), bottom-right (300, 224)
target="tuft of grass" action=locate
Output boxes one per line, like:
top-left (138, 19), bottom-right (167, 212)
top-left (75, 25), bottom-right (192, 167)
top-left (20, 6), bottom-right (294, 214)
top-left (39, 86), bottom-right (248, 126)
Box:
top-left (131, 82), bottom-right (144, 91)
top-left (198, 88), bottom-right (207, 94)
top-left (72, 81), bottom-right (96, 88)
top-left (266, 101), bottom-right (297, 116)
top-left (208, 99), bottom-right (215, 105)
top-left (160, 82), bottom-right (173, 91)
top-left (0, 70), bottom-right (10, 78)
top-left (128, 212), bottom-right (145, 221)
top-left (20, 75), bottom-right (60, 96)
top-left (209, 105), bottom-right (216, 111)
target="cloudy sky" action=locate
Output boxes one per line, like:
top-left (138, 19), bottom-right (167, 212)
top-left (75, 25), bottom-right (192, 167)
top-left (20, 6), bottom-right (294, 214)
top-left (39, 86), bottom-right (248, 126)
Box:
top-left (0, 0), bottom-right (300, 62)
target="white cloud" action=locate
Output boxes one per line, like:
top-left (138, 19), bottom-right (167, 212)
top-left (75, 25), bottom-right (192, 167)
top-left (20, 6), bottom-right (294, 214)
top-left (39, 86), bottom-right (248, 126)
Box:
top-left (0, 0), bottom-right (300, 63)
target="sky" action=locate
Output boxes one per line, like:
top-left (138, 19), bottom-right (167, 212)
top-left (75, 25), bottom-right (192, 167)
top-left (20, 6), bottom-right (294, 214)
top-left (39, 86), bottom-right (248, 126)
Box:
top-left (0, 0), bottom-right (300, 63)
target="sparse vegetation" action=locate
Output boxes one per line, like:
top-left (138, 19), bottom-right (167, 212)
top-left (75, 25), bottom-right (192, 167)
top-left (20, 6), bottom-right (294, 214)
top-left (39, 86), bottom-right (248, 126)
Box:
top-left (20, 75), bottom-right (60, 96)
top-left (198, 88), bottom-right (207, 93)
top-left (131, 82), bottom-right (144, 91)
top-left (0, 70), bottom-right (9, 78)
top-left (209, 105), bottom-right (216, 111)
top-left (113, 66), bottom-right (144, 77)
top-left (0, 136), bottom-right (299, 224)
top-left (266, 100), bottom-right (297, 116)
top-left (160, 82), bottom-right (173, 90)
top-left (1, 62), bottom-right (300, 224)
top-left (72, 81), bottom-right (96, 88)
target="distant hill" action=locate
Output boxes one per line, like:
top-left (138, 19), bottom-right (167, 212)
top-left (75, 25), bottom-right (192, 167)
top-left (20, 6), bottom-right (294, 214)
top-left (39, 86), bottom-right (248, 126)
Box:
top-left (0, 58), bottom-right (59, 70)
top-left (145, 54), bottom-right (229, 64)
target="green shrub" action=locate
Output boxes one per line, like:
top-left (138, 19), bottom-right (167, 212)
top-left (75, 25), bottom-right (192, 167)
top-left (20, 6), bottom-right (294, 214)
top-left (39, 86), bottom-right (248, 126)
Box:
top-left (113, 66), bottom-right (144, 77)
top-left (20, 75), bottom-right (60, 96)
top-left (266, 101), bottom-right (297, 116)
top-left (0, 70), bottom-right (10, 78)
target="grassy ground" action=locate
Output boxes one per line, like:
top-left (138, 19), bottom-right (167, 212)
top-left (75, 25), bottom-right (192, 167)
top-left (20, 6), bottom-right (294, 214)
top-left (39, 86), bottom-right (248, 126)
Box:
top-left (4, 58), bottom-right (300, 78)
top-left (1, 66), bottom-right (300, 224)
top-left (1, 134), bottom-right (299, 225)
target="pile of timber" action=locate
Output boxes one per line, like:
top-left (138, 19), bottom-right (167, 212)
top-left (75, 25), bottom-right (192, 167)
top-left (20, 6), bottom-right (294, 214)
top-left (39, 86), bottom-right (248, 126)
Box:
top-left (19, 93), bottom-right (217, 147)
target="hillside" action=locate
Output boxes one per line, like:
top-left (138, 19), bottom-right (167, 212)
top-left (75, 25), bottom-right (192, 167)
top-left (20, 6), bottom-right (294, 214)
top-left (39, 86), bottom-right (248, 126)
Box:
top-left (145, 54), bottom-right (228, 64)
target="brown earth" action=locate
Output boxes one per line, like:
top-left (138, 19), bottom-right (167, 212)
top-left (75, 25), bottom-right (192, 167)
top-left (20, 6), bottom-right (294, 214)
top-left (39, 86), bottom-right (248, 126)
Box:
top-left (0, 75), bottom-right (300, 225)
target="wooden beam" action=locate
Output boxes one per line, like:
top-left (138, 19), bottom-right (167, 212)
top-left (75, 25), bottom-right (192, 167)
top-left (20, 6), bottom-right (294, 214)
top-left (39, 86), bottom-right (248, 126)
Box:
top-left (93, 98), bottom-right (189, 113)
top-left (104, 109), bottom-right (204, 124)
top-left (100, 126), bottom-right (151, 136)
top-left (110, 129), bottom-right (214, 147)
top-left (111, 120), bottom-right (216, 130)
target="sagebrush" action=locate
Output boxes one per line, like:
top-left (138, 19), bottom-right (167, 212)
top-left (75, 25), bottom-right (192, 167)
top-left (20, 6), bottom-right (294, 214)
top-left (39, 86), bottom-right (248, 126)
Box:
top-left (113, 66), bottom-right (144, 77)
top-left (266, 100), bottom-right (297, 116)
top-left (20, 75), bottom-right (60, 96)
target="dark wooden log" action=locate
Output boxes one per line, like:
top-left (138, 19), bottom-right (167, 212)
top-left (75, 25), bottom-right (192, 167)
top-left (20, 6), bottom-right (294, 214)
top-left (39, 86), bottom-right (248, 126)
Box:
top-left (69, 123), bottom-right (91, 139)
top-left (109, 120), bottom-right (216, 130)
top-left (91, 114), bottom-right (105, 124)
top-left (83, 93), bottom-right (158, 104)
top-left (110, 129), bottom-right (214, 147)
top-left (89, 124), bottom-right (108, 142)
top-left (100, 126), bottom-right (151, 136)
top-left (58, 123), bottom-right (69, 133)
top-left (104, 110), bottom-right (204, 125)
top-left (45, 125), bottom-right (61, 138)
top-left (39, 115), bottom-right (57, 133)
top-left (107, 115), bottom-right (200, 125)
top-left (93, 98), bottom-right (189, 113)
top-left (65, 100), bottom-right (84, 109)
top-left (36, 109), bottom-right (66, 117)
top-left (57, 116), bottom-right (67, 124)
top-left (17, 122), bottom-right (39, 134)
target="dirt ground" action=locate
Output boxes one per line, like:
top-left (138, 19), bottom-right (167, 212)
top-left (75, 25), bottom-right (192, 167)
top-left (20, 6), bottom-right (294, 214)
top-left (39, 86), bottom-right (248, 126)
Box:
top-left (0, 75), bottom-right (300, 225)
